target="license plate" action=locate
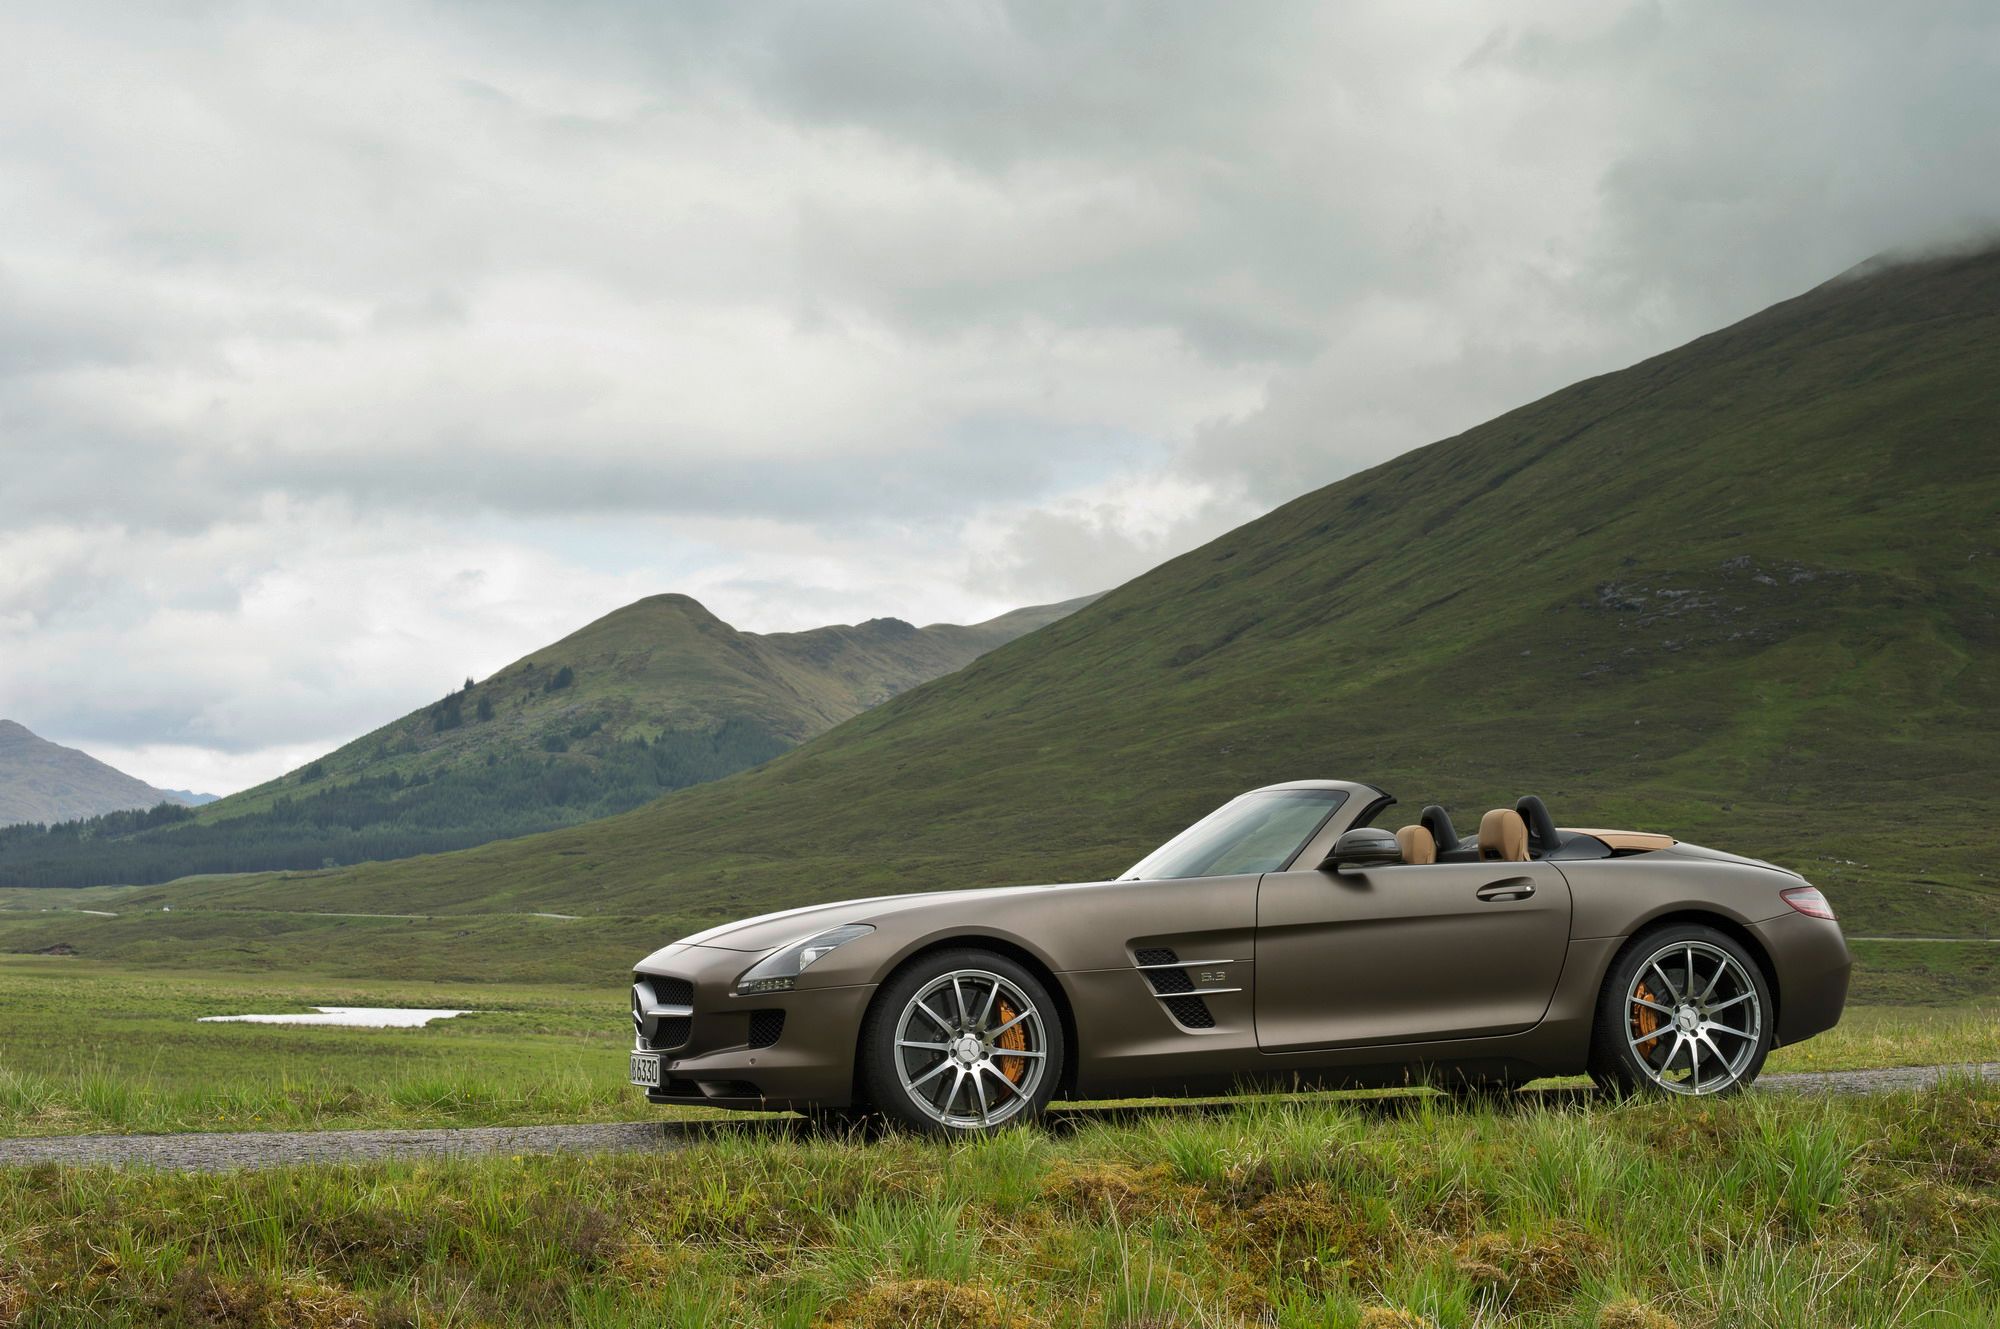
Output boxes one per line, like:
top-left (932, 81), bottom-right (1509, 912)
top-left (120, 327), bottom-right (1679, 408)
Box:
top-left (629, 1052), bottom-right (663, 1088)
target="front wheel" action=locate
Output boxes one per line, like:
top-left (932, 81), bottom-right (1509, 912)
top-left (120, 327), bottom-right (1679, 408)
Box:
top-left (1588, 924), bottom-right (1772, 1097)
top-left (858, 949), bottom-right (1064, 1136)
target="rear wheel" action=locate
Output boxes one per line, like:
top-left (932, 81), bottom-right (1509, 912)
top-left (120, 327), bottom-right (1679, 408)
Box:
top-left (859, 949), bottom-right (1063, 1136)
top-left (1589, 923), bottom-right (1772, 1097)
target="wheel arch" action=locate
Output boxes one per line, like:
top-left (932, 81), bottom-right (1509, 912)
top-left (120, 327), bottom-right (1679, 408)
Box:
top-left (854, 934), bottom-right (1081, 1103)
top-left (1595, 909), bottom-right (1782, 1035)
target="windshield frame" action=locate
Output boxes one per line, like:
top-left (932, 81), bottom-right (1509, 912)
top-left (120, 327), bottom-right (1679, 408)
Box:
top-left (1121, 788), bottom-right (1351, 881)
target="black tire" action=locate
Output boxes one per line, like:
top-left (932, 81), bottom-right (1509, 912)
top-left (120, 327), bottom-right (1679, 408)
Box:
top-left (1589, 922), bottom-right (1773, 1098)
top-left (859, 948), bottom-right (1065, 1136)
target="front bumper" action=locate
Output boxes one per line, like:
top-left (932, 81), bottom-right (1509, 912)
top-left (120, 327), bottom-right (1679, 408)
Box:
top-left (634, 948), bottom-right (876, 1110)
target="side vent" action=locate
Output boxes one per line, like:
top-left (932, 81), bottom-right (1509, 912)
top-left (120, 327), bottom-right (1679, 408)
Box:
top-left (1161, 995), bottom-right (1217, 1029)
top-left (1130, 945), bottom-right (1238, 1032)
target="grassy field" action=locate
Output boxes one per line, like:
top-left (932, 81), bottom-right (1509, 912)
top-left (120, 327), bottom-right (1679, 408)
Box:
top-left (0, 886), bottom-right (651, 985)
top-left (0, 956), bottom-right (1992, 1139)
top-left (6, 878), bottom-right (1999, 993)
top-left (0, 959), bottom-right (643, 1138)
top-left (3, 1080), bottom-right (1997, 1326)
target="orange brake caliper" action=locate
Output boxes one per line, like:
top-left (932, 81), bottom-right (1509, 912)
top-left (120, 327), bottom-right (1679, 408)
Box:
top-left (994, 999), bottom-right (1028, 1085)
top-left (1631, 980), bottom-right (1662, 1058)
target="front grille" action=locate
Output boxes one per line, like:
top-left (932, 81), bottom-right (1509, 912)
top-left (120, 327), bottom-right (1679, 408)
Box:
top-left (1146, 966), bottom-right (1195, 995)
top-left (633, 973), bottom-right (694, 1050)
top-left (1161, 995), bottom-right (1216, 1029)
top-left (648, 976), bottom-right (693, 1006)
top-left (1134, 947), bottom-right (1179, 966)
top-left (747, 1010), bottom-right (786, 1048)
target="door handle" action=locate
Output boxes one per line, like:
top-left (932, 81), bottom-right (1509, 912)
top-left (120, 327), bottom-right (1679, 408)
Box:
top-left (1476, 877), bottom-right (1536, 902)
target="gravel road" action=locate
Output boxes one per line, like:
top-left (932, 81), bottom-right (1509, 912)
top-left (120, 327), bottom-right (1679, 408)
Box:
top-left (2, 1062), bottom-right (1991, 1173)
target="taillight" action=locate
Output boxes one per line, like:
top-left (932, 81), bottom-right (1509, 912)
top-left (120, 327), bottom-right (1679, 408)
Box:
top-left (1781, 885), bottom-right (1836, 920)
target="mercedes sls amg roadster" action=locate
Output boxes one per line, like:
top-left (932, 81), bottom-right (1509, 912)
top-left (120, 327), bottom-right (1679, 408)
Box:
top-left (629, 780), bottom-right (1850, 1134)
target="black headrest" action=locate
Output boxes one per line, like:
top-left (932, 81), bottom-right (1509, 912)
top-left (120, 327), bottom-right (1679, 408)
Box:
top-left (1514, 795), bottom-right (1558, 853)
top-left (1420, 804), bottom-right (1460, 853)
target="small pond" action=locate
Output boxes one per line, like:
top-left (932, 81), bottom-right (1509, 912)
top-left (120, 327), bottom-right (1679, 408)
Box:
top-left (198, 1007), bottom-right (473, 1028)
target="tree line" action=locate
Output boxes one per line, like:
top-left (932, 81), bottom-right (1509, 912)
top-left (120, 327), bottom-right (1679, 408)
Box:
top-left (0, 717), bottom-right (790, 889)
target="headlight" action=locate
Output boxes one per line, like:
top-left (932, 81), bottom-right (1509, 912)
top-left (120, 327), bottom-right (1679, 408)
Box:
top-left (735, 924), bottom-right (874, 994)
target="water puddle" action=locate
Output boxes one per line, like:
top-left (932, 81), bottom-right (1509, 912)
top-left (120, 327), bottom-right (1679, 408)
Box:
top-left (198, 1007), bottom-right (473, 1028)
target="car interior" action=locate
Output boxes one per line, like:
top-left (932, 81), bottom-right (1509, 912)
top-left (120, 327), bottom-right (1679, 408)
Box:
top-left (1390, 795), bottom-right (1672, 865)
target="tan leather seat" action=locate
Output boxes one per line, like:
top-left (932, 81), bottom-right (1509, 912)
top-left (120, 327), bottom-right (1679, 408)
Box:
top-left (1478, 808), bottom-right (1530, 862)
top-left (1395, 824), bottom-right (1437, 865)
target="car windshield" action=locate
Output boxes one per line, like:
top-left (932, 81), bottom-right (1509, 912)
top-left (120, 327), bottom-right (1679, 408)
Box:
top-left (1122, 789), bottom-right (1348, 880)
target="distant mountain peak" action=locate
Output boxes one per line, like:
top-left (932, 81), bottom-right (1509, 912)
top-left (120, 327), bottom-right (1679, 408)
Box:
top-left (1829, 235), bottom-right (2000, 288)
top-left (855, 616), bottom-right (919, 638)
top-left (631, 591), bottom-right (718, 614)
top-left (0, 720), bottom-right (192, 828)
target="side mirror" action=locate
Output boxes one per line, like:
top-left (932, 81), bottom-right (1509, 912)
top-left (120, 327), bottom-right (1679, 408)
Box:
top-left (1325, 826), bottom-right (1403, 872)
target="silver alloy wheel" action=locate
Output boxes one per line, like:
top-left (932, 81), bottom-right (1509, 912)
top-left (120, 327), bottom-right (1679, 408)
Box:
top-left (892, 968), bottom-right (1049, 1130)
top-left (1624, 938), bottom-right (1763, 1095)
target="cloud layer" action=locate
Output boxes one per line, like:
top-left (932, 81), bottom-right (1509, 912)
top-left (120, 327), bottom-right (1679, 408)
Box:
top-left (4, 1), bottom-right (1997, 792)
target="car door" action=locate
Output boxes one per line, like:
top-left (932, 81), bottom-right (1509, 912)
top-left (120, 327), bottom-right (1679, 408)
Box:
top-left (1253, 859), bottom-right (1572, 1052)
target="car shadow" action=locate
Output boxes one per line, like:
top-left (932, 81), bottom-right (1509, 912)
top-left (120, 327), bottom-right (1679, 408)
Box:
top-left (652, 1113), bottom-right (815, 1143)
top-left (648, 1084), bottom-right (1604, 1145)
top-left (1045, 1084), bottom-right (1600, 1131)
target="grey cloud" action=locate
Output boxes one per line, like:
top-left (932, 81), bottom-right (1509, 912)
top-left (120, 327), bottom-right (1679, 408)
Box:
top-left (14, 1), bottom-right (1992, 534)
top-left (967, 489), bottom-right (1253, 608)
top-left (0, 397), bottom-right (1095, 533)
top-left (1178, 0), bottom-right (2000, 505)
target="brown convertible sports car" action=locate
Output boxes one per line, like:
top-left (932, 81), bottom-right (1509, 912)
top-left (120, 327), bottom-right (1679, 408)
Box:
top-left (629, 780), bottom-right (1850, 1134)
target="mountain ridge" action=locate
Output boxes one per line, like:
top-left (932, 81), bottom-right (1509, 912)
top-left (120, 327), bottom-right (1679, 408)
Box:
top-left (0, 721), bottom-right (203, 827)
top-left (0, 591), bottom-right (1095, 886)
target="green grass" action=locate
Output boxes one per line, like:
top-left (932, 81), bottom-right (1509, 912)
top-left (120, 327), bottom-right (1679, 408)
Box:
top-left (0, 888), bottom-right (650, 984)
top-left (3, 1081), bottom-right (1997, 1326)
top-left (1846, 938), bottom-right (2000, 1004)
top-left (9, 883), bottom-right (2000, 1002)
top-left (1760, 1001), bottom-right (1998, 1074)
top-left (0, 958), bottom-right (653, 1138)
top-left (0, 957), bottom-right (1991, 1140)
top-left (34, 245), bottom-right (1991, 983)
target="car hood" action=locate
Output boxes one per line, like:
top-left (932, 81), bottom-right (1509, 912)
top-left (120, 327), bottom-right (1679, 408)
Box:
top-left (654, 881), bottom-right (1099, 957)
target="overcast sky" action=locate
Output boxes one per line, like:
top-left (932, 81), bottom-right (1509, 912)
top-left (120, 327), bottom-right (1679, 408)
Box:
top-left (3, 1), bottom-right (1997, 795)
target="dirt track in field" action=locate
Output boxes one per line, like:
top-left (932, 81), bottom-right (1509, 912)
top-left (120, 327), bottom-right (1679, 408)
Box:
top-left (1, 1062), bottom-right (1991, 1173)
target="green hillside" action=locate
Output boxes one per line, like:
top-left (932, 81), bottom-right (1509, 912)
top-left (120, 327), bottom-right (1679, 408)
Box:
top-left (15, 245), bottom-right (2000, 974)
top-left (0, 593), bottom-right (1090, 888)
